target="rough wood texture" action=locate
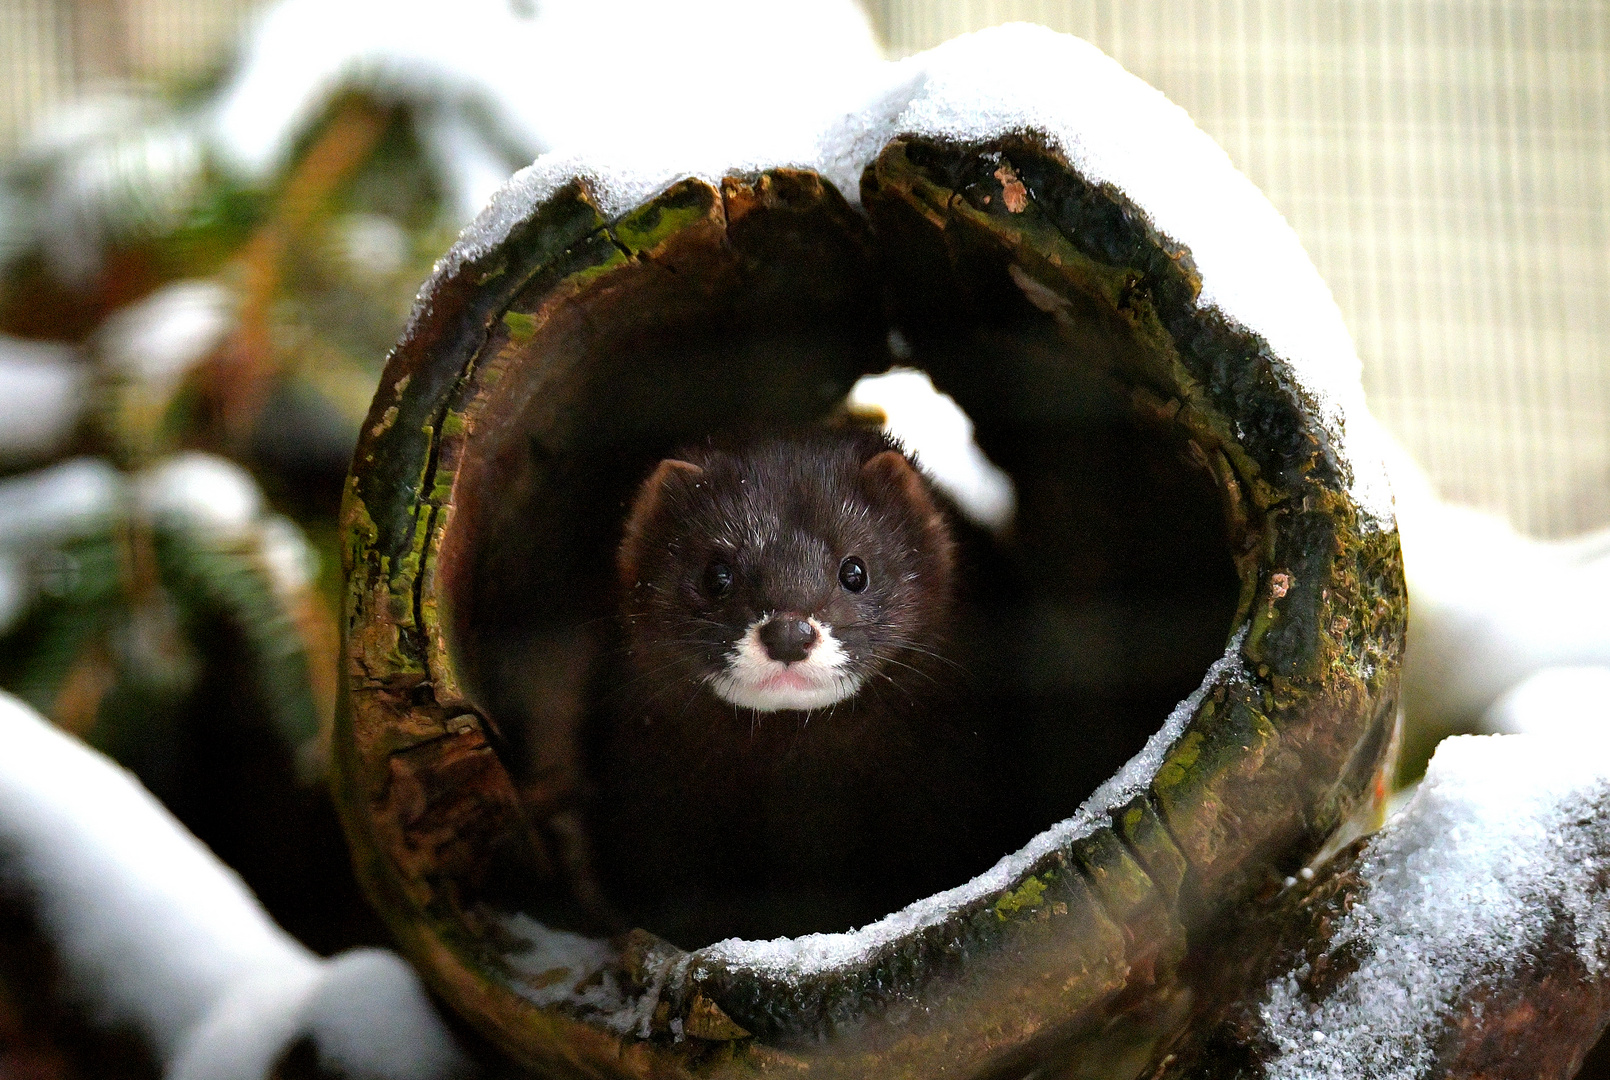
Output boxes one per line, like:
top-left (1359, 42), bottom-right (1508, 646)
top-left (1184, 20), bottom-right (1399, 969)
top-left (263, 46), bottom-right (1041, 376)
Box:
top-left (334, 136), bottom-right (1405, 1078)
top-left (1152, 827), bottom-right (1610, 1080)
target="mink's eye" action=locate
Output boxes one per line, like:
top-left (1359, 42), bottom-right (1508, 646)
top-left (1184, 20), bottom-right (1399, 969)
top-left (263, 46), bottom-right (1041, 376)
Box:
top-left (838, 556), bottom-right (868, 593)
top-left (703, 559), bottom-right (734, 598)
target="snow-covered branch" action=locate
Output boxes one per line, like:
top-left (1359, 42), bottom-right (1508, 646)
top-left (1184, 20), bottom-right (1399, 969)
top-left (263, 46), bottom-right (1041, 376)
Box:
top-left (0, 692), bottom-right (470, 1079)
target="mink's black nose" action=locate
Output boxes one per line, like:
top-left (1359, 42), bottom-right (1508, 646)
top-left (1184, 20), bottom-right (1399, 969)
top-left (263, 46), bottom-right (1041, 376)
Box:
top-left (759, 616), bottom-right (818, 663)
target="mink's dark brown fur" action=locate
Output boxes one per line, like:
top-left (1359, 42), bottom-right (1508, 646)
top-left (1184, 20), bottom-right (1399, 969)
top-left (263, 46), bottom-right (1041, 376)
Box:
top-left (586, 430), bottom-right (1018, 947)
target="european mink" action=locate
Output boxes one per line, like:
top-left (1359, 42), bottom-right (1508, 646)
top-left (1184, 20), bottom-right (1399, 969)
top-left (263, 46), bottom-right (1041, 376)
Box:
top-left (589, 430), bottom-right (1014, 946)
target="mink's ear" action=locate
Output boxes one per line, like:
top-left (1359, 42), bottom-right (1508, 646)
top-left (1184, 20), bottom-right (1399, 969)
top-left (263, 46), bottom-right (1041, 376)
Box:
top-left (862, 448), bottom-right (954, 578)
top-left (618, 459), bottom-right (702, 589)
top-left (862, 449), bottom-right (930, 507)
top-left (647, 458), bottom-right (704, 484)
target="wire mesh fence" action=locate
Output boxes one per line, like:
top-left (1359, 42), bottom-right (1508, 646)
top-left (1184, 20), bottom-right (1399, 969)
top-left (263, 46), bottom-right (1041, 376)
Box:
top-left (4, 0), bottom-right (1608, 536)
top-left (866, 0), bottom-right (1610, 538)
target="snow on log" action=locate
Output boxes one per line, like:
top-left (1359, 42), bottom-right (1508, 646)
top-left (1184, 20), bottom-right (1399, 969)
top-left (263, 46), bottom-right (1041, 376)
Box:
top-left (1157, 730), bottom-right (1610, 1080)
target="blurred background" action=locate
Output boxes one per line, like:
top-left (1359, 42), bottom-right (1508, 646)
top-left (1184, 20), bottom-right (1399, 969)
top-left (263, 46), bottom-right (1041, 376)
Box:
top-left (0, 0), bottom-right (1605, 1076)
top-left (5, 0), bottom-right (1607, 533)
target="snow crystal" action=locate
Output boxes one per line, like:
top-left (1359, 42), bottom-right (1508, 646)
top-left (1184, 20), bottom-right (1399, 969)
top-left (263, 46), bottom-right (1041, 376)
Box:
top-left (414, 107), bottom-right (535, 229)
top-left (1086, 623), bottom-right (1251, 812)
top-left (701, 625), bottom-right (1249, 978)
top-left (498, 912), bottom-right (655, 1033)
top-left (0, 335), bottom-right (87, 461)
top-left (1261, 733), bottom-right (1610, 1080)
top-left (439, 131), bottom-right (837, 289)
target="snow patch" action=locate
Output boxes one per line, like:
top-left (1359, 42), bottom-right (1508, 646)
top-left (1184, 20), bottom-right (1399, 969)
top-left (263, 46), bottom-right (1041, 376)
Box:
top-left (0, 692), bottom-right (470, 1078)
top-left (99, 279), bottom-right (235, 382)
top-left (0, 458), bottom-right (128, 632)
top-left (1483, 666), bottom-right (1610, 744)
top-left (0, 452), bottom-right (319, 633)
top-left (255, 512), bottom-right (320, 595)
top-left (21, 94), bottom-right (205, 283)
top-left (336, 213), bottom-right (411, 278)
top-left (0, 335), bottom-right (88, 461)
top-left (291, 949), bottom-right (471, 1080)
top-left (1388, 424), bottom-right (1610, 730)
top-left (168, 947), bottom-right (472, 1080)
top-left (499, 912), bottom-right (662, 1036)
top-left (0, 456), bottom-right (125, 546)
top-left (0, 690), bottom-right (316, 1060)
top-left (1261, 732), bottom-right (1610, 1080)
top-left (167, 963), bottom-right (324, 1080)
top-left (135, 451), bottom-right (264, 538)
top-left (849, 367), bottom-right (1017, 531)
top-left (825, 25), bottom-right (1390, 528)
top-left (213, 0), bottom-right (882, 210)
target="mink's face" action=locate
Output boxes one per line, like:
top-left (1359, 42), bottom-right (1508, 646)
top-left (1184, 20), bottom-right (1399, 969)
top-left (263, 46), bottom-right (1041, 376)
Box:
top-left (617, 437), bottom-right (955, 713)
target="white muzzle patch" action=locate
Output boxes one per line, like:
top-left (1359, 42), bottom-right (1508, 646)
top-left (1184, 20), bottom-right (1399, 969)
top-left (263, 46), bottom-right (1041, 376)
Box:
top-left (707, 617), bottom-right (862, 712)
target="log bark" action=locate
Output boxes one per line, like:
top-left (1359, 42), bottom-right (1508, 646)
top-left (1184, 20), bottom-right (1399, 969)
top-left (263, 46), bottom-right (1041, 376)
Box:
top-left (1150, 738), bottom-right (1610, 1080)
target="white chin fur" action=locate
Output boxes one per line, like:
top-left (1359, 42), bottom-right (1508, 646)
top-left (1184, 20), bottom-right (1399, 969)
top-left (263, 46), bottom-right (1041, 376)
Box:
top-left (707, 618), bottom-right (863, 712)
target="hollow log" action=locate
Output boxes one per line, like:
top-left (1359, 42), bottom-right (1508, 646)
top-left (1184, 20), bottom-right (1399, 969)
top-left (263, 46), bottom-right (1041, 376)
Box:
top-left (334, 26), bottom-right (1406, 1080)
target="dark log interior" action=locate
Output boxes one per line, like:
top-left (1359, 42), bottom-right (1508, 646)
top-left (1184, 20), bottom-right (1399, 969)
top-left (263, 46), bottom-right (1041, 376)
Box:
top-left (439, 177), bottom-right (1243, 947)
